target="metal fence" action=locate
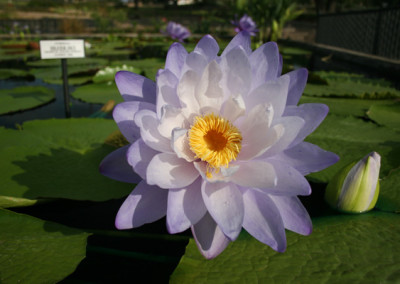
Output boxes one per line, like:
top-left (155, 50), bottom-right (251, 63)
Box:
top-left (316, 7), bottom-right (400, 60)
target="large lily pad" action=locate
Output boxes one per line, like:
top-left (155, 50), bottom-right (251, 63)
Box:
top-left (27, 57), bottom-right (109, 68)
top-left (0, 86), bottom-right (55, 115)
top-left (376, 167), bottom-right (400, 212)
top-left (306, 114), bottom-right (400, 183)
top-left (0, 118), bottom-right (133, 203)
top-left (305, 71), bottom-right (400, 99)
top-left (0, 209), bottom-right (90, 284)
top-left (299, 96), bottom-right (395, 117)
top-left (71, 82), bottom-right (123, 104)
top-left (0, 68), bottom-right (33, 80)
top-left (367, 102), bottom-right (400, 132)
top-left (171, 211), bottom-right (400, 283)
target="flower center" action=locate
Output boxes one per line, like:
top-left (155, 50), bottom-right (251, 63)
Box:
top-left (188, 113), bottom-right (242, 178)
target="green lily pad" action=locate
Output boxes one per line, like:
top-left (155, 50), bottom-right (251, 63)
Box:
top-left (0, 68), bottom-right (33, 80)
top-left (299, 96), bottom-right (395, 117)
top-left (367, 102), bottom-right (400, 131)
top-left (0, 209), bottom-right (89, 284)
top-left (27, 57), bottom-right (109, 68)
top-left (71, 82), bottom-right (123, 104)
top-left (0, 86), bottom-right (55, 115)
top-left (376, 167), bottom-right (400, 212)
top-left (304, 71), bottom-right (400, 99)
top-left (306, 114), bottom-right (400, 183)
top-left (0, 118), bottom-right (133, 203)
top-left (171, 211), bottom-right (400, 283)
top-left (29, 64), bottom-right (102, 84)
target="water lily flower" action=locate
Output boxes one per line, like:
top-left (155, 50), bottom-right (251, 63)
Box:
top-left (232, 14), bottom-right (258, 36)
top-left (100, 32), bottom-right (339, 259)
top-left (325, 152), bottom-right (380, 213)
top-left (163, 21), bottom-right (191, 42)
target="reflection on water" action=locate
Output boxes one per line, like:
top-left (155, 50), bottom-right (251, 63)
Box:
top-left (0, 78), bottom-right (105, 129)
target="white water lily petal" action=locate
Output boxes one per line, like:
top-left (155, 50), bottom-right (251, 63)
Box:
top-left (261, 116), bottom-right (305, 158)
top-left (181, 51), bottom-right (208, 77)
top-left (263, 159), bottom-right (311, 196)
top-left (237, 104), bottom-right (277, 160)
top-left (167, 178), bottom-right (207, 233)
top-left (230, 160), bottom-right (277, 189)
top-left (115, 181), bottom-right (168, 229)
top-left (283, 103), bottom-right (329, 147)
top-left (156, 69), bottom-right (180, 117)
top-left (249, 42), bottom-right (281, 89)
top-left (272, 142), bottom-right (339, 176)
top-left (195, 60), bottom-right (224, 113)
top-left (242, 189), bottom-right (286, 252)
top-left (194, 34), bottom-right (220, 62)
top-left (165, 42), bottom-right (188, 78)
top-left (191, 212), bottom-right (230, 259)
top-left (193, 161), bottom-right (239, 183)
top-left (127, 139), bottom-right (158, 180)
top-left (158, 105), bottom-right (187, 138)
top-left (270, 195), bottom-right (312, 235)
top-left (201, 181), bottom-right (244, 241)
top-left (286, 68), bottom-right (308, 106)
top-left (177, 70), bottom-right (201, 119)
top-left (245, 75), bottom-right (290, 119)
top-left (147, 153), bottom-right (199, 189)
top-left (172, 128), bottom-right (196, 162)
top-left (134, 109), bottom-right (172, 153)
top-left (220, 46), bottom-right (252, 98)
top-left (113, 101), bottom-right (156, 143)
top-left (221, 31), bottom-right (251, 57)
top-left (220, 95), bottom-right (246, 122)
top-left (115, 71), bottom-right (156, 103)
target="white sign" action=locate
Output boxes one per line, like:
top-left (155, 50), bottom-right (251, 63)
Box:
top-left (40, 39), bottom-right (85, 59)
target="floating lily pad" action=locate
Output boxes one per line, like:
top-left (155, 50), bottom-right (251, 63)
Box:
top-left (27, 57), bottom-right (108, 68)
top-left (367, 102), bottom-right (400, 131)
top-left (71, 82), bottom-right (123, 104)
top-left (0, 118), bottom-right (133, 203)
top-left (306, 114), bottom-right (400, 184)
top-left (171, 211), bottom-right (400, 283)
top-left (376, 167), bottom-right (400, 212)
top-left (0, 86), bottom-right (55, 115)
top-left (299, 96), bottom-right (396, 117)
top-left (0, 208), bottom-right (89, 284)
top-left (0, 68), bottom-right (33, 80)
top-left (305, 71), bottom-right (400, 99)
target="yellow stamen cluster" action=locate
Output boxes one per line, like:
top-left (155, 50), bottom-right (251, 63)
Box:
top-left (188, 113), bottom-right (242, 178)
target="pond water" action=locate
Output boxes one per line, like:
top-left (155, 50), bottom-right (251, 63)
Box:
top-left (0, 78), bottom-right (105, 129)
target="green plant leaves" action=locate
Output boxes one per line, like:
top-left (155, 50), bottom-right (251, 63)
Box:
top-left (367, 102), bottom-right (400, 131)
top-left (171, 211), bottom-right (400, 283)
top-left (305, 71), bottom-right (400, 98)
top-left (71, 81), bottom-right (123, 104)
top-left (0, 118), bottom-right (133, 203)
top-left (0, 86), bottom-right (55, 115)
top-left (0, 209), bottom-right (90, 284)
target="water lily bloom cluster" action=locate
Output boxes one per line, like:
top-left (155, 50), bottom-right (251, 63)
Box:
top-left (232, 14), bottom-right (258, 36)
top-left (325, 152), bottom-right (380, 213)
top-left (100, 32), bottom-right (339, 259)
top-left (163, 21), bottom-right (191, 42)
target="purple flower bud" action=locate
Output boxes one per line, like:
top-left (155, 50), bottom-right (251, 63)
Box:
top-left (163, 21), bottom-right (191, 42)
top-left (232, 14), bottom-right (258, 36)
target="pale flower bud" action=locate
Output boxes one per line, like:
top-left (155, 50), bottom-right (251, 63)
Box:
top-left (325, 152), bottom-right (381, 213)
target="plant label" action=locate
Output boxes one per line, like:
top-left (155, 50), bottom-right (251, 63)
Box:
top-left (40, 40), bottom-right (85, 59)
